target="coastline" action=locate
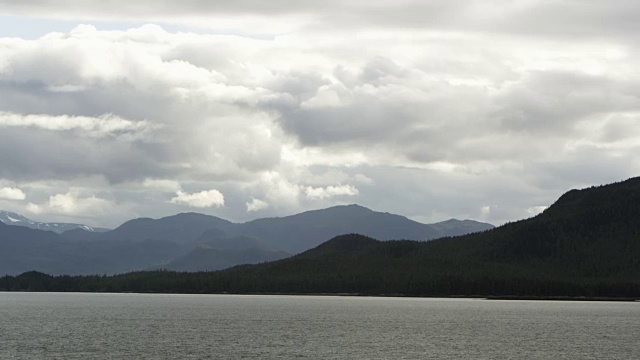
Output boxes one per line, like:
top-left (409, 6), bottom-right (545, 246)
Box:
top-left (1, 290), bottom-right (638, 302)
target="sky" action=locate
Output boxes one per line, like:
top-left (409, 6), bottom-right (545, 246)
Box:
top-left (0, 0), bottom-right (638, 228)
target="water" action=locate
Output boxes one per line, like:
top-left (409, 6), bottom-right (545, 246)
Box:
top-left (0, 293), bottom-right (638, 359)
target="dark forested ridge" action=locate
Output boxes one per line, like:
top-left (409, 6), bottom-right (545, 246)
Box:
top-left (2, 177), bottom-right (640, 298)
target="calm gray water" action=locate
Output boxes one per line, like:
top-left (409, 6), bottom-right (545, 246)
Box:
top-left (0, 293), bottom-right (638, 359)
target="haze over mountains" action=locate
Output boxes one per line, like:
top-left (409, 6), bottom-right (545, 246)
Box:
top-left (0, 205), bottom-right (493, 275)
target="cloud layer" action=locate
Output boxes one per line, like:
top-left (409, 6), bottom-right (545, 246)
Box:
top-left (0, 1), bottom-right (639, 227)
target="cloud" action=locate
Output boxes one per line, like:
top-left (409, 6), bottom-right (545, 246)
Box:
top-left (0, 187), bottom-right (26, 200)
top-left (27, 192), bottom-right (113, 216)
top-left (246, 198), bottom-right (268, 212)
top-left (2, 1), bottom-right (640, 39)
top-left (354, 174), bottom-right (374, 185)
top-left (0, 111), bottom-right (157, 140)
top-left (0, 4), bottom-right (639, 227)
top-left (305, 184), bottom-right (359, 200)
top-left (251, 172), bottom-right (302, 209)
top-left (527, 206), bottom-right (548, 217)
top-left (2, 22), bottom-right (636, 188)
top-left (142, 178), bottom-right (182, 192)
top-left (0, 25), bottom-right (287, 183)
top-left (170, 189), bottom-right (225, 208)
top-left (480, 206), bottom-right (491, 219)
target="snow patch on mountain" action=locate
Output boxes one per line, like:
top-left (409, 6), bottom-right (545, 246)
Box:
top-left (0, 210), bottom-right (109, 234)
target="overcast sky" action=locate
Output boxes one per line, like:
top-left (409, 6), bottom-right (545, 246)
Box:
top-left (0, 0), bottom-right (638, 228)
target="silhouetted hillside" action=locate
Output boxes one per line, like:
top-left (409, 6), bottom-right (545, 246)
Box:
top-left (156, 246), bottom-right (290, 272)
top-left (155, 232), bottom-right (290, 272)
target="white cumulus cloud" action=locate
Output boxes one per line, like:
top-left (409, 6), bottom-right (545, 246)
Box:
top-left (170, 189), bottom-right (225, 208)
top-left (0, 187), bottom-right (26, 200)
top-left (246, 198), bottom-right (268, 212)
top-left (305, 184), bottom-right (359, 200)
top-left (26, 192), bottom-right (113, 215)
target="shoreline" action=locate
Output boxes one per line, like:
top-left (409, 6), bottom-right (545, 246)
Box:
top-left (1, 290), bottom-right (638, 302)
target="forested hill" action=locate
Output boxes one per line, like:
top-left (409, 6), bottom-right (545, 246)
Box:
top-left (2, 177), bottom-right (640, 298)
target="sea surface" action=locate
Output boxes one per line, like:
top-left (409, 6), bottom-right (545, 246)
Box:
top-left (0, 292), bottom-right (638, 359)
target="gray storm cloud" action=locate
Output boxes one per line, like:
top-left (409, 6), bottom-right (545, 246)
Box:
top-left (0, 1), bottom-right (638, 227)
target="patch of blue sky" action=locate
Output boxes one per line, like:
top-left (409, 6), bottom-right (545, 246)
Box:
top-left (0, 15), bottom-right (276, 40)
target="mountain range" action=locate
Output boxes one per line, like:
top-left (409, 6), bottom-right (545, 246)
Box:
top-left (219, 177), bottom-right (638, 297)
top-left (5, 176), bottom-right (636, 298)
top-left (0, 211), bottom-right (110, 233)
top-left (0, 205), bottom-right (493, 275)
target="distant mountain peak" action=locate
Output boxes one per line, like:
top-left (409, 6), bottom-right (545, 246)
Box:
top-left (168, 212), bottom-right (212, 217)
top-left (342, 204), bottom-right (371, 209)
top-left (304, 204), bottom-right (373, 213)
top-left (159, 212), bottom-right (232, 222)
top-left (0, 210), bottom-right (109, 234)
